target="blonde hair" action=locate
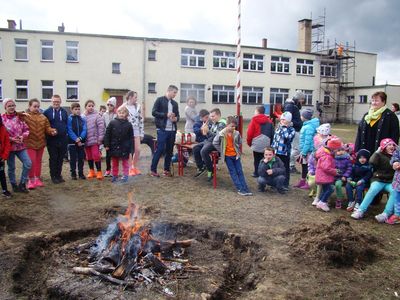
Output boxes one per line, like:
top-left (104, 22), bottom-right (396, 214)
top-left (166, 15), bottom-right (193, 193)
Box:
top-left (117, 105), bottom-right (129, 116)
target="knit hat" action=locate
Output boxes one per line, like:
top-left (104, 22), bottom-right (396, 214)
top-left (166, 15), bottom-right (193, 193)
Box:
top-left (107, 97), bottom-right (117, 107)
top-left (3, 98), bottom-right (15, 109)
top-left (343, 143), bottom-right (355, 154)
top-left (379, 138), bottom-right (397, 151)
top-left (356, 149), bottom-right (371, 160)
top-left (280, 111), bottom-right (292, 122)
top-left (293, 90), bottom-right (305, 101)
top-left (317, 123), bottom-right (331, 136)
top-left (326, 137), bottom-right (343, 150)
top-left (301, 108), bottom-right (314, 120)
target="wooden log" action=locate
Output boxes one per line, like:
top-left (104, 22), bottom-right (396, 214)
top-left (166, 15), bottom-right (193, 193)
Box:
top-left (73, 267), bottom-right (133, 286)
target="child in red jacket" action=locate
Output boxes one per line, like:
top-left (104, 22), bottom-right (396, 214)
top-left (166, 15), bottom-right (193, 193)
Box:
top-left (0, 117), bottom-right (11, 197)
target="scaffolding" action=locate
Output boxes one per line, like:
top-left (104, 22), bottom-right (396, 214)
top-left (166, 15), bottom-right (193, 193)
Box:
top-left (311, 11), bottom-right (356, 123)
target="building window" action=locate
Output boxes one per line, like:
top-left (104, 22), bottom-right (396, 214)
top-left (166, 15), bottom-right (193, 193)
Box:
top-left (297, 89), bottom-right (313, 106)
top-left (320, 63), bottom-right (337, 77)
top-left (66, 41), bottom-right (79, 62)
top-left (269, 88), bottom-right (289, 105)
top-left (16, 80), bottom-right (28, 100)
top-left (42, 80), bottom-right (54, 100)
top-left (213, 50), bottom-right (236, 69)
top-left (359, 95), bottom-right (368, 104)
top-left (323, 91), bottom-right (331, 105)
top-left (181, 48), bottom-right (205, 67)
top-left (148, 82), bottom-right (156, 93)
top-left (296, 59), bottom-right (314, 75)
top-left (347, 95), bottom-right (354, 103)
top-left (180, 83), bottom-right (206, 103)
top-left (112, 63), bottom-right (121, 74)
top-left (212, 85), bottom-right (235, 104)
top-left (148, 50), bottom-right (156, 61)
top-left (0, 39), bottom-right (2, 60)
top-left (0, 80), bottom-right (2, 100)
top-left (243, 87), bottom-right (263, 104)
top-left (66, 81), bottom-right (79, 100)
top-left (270, 56), bottom-right (290, 73)
top-left (41, 40), bottom-right (54, 61)
top-left (243, 53), bottom-right (264, 71)
top-left (15, 39), bottom-right (28, 61)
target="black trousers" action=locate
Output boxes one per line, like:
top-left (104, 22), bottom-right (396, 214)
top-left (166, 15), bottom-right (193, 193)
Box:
top-left (47, 142), bottom-right (67, 179)
top-left (277, 154), bottom-right (290, 188)
top-left (0, 161), bottom-right (8, 191)
top-left (68, 144), bottom-right (85, 176)
top-left (252, 151), bottom-right (264, 176)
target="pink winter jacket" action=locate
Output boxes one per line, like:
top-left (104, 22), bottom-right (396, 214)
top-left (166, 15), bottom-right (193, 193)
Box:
top-left (315, 146), bottom-right (337, 184)
top-left (1, 113), bottom-right (29, 152)
top-left (83, 110), bottom-right (105, 146)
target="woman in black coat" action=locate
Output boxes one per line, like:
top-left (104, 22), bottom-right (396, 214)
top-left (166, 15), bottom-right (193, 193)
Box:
top-left (103, 106), bottom-right (133, 182)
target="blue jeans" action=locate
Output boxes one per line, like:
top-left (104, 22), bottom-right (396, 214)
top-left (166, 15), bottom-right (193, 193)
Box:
top-left (257, 174), bottom-right (285, 191)
top-left (359, 181), bottom-right (395, 215)
top-left (394, 191), bottom-right (400, 217)
top-left (68, 144), bottom-right (85, 176)
top-left (151, 129), bottom-right (175, 173)
top-left (7, 149), bottom-right (32, 185)
top-left (345, 182), bottom-right (366, 204)
top-left (319, 183), bottom-right (334, 203)
top-left (225, 156), bottom-right (249, 193)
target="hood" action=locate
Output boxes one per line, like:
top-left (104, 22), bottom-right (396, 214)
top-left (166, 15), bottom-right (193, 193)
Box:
top-left (304, 117), bottom-right (320, 130)
top-left (315, 146), bottom-right (331, 160)
top-left (253, 114), bottom-right (272, 125)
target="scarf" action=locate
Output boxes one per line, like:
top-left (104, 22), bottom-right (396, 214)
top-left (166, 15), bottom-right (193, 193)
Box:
top-left (364, 105), bottom-right (387, 125)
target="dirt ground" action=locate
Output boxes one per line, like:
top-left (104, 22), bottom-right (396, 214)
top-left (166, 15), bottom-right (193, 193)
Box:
top-left (0, 122), bottom-right (399, 299)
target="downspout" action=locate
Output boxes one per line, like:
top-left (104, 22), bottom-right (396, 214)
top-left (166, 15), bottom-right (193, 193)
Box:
top-left (142, 38), bottom-right (147, 119)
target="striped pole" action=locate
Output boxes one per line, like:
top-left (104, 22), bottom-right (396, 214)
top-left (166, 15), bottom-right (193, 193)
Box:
top-left (236, 0), bottom-right (243, 136)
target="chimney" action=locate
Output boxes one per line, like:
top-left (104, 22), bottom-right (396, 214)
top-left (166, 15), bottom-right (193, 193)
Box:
top-left (297, 19), bottom-right (312, 52)
top-left (261, 38), bottom-right (268, 48)
top-left (7, 19), bottom-right (16, 30)
top-left (58, 23), bottom-right (65, 33)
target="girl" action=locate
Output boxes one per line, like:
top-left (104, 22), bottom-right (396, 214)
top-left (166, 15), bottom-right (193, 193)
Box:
top-left (122, 91), bottom-right (144, 176)
top-left (333, 146), bottom-right (353, 209)
top-left (23, 99), bottom-right (57, 189)
top-left (315, 137), bottom-right (342, 212)
top-left (0, 116), bottom-right (11, 197)
top-left (102, 97), bottom-right (117, 177)
top-left (386, 148), bottom-right (400, 224)
top-left (83, 100), bottom-right (105, 180)
top-left (1, 98), bottom-right (31, 193)
top-left (103, 106), bottom-right (133, 183)
top-left (184, 96), bottom-right (198, 133)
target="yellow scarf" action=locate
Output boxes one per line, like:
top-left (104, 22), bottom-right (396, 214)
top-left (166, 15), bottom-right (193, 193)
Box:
top-left (364, 106), bottom-right (387, 126)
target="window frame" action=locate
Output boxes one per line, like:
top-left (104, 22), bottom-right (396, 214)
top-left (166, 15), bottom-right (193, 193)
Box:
top-left (15, 39), bottom-right (28, 61)
top-left (212, 85), bottom-right (235, 104)
top-left (297, 89), bottom-right (313, 106)
top-left (320, 63), bottom-right (337, 77)
top-left (359, 95), bottom-right (368, 104)
top-left (242, 86), bottom-right (263, 105)
top-left (66, 80), bottom-right (79, 101)
top-left (213, 50), bottom-right (236, 69)
top-left (148, 49), bottom-right (156, 61)
top-left (66, 41), bottom-right (79, 62)
top-left (269, 88), bottom-right (289, 105)
top-left (323, 91), bottom-right (331, 106)
top-left (243, 53), bottom-right (264, 72)
top-left (181, 48), bottom-right (206, 68)
top-left (41, 40), bottom-right (54, 62)
top-left (41, 80), bottom-right (54, 101)
top-left (296, 58), bottom-right (314, 75)
top-left (270, 56), bottom-right (290, 74)
top-left (180, 83), bottom-right (206, 103)
top-left (112, 62), bottom-right (121, 74)
top-left (148, 82), bottom-right (157, 94)
top-left (16, 80), bottom-right (29, 100)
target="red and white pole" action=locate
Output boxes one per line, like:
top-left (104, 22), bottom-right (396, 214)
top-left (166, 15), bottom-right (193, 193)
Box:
top-left (236, 0), bottom-right (243, 136)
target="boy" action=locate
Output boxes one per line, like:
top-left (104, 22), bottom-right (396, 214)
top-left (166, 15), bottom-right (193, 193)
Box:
top-left (271, 112), bottom-right (295, 190)
top-left (213, 116), bottom-right (252, 196)
top-left (257, 147), bottom-right (286, 194)
top-left (67, 103), bottom-right (87, 180)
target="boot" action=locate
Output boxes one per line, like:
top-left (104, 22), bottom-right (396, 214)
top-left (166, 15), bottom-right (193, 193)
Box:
top-left (27, 179), bottom-right (36, 190)
top-left (294, 179), bottom-right (306, 188)
top-left (96, 170), bottom-right (104, 180)
top-left (299, 181), bottom-right (310, 189)
top-left (35, 178), bottom-right (44, 187)
top-left (12, 184), bottom-right (21, 193)
top-left (19, 182), bottom-right (29, 193)
top-left (87, 169), bottom-right (96, 179)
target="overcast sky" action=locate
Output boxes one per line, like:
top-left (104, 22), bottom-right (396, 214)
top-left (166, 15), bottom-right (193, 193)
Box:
top-left (1, 0), bottom-right (399, 84)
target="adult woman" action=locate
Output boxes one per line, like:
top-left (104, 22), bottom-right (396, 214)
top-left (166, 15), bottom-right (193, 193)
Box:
top-left (184, 96), bottom-right (198, 133)
top-left (23, 99), bottom-right (56, 189)
top-left (1, 98), bottom-right (31, 193)
top-left (391, 102), bottom-right (400, 124)
top-left (355, 91), bottom-right (399, 153)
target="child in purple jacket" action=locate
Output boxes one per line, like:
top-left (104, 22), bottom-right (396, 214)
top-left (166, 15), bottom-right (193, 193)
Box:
top-left (334, 146), bottom-right (353, 209)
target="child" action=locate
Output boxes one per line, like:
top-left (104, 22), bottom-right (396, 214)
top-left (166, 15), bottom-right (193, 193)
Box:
top-left (345, 149), bottom-right (372, 212)
top-left (213, 116), bottom-right (252, 196)
top-left (83, 100), bottom-right (105, 180)
top-left (271, 112), bottom-right (295, 189)
top-left (184, 96), bottom-right (198, 133)
top-left (103, 106), bottom-right (133, 183)
top-left (67, 103), bottom-right (87, 180)
top-left (99, 105), bottom-right (106, 116)
top-left (386, 148), bottom-right (400, 224)
top-left (315, 137), bottom-right (342, 212)
top-left (122, 91), bottom-right (144, 176)
top-left (103, 97), bottom-right (117, 177)
top-left (333, 145), bottom-right (353, 208)
top-left (294, 108), bottom-right (320, 189)
top-left (2, 98), bottom-right (32, 193)
top-left (256, 147), bottom-right (286, 194)
top-left (0, 116), bottom-right (11, 197)
top-left (23, 98), bottom-right (57, 189)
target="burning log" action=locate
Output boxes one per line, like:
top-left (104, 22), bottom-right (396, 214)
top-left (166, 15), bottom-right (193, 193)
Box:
top-left (143, 253), bottom-right (168, 275)
top-left (112, 234), bottom-right (141, 279)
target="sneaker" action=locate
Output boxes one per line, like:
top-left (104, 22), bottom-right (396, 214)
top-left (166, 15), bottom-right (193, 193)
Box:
top-left (316, 201), bottom-right (330, 212)
top-left (162, 170), bottom-right (173, 177)
top-left (104, 170), bottom-right (112, 177)
top-left (335, 199), bottom-right (342, 209)
top-left (120, 175), bottom-right (129, 183)
top-left (71, 174), bottom-right (78, 180)
top-left (386, 215), bottom-right (400, 225)
top-left (19, 183), bottom-right (29, 193)
top-left (299, 182), bottom-right (310, 190)
top-left (27, 179), bottom-right (36, 190)
top-left (277, 189), bottom-right (286, 194)
top-left (245, 191), bottom-right (253, 196)
top-left (134, 168), bottom-right (142, 175)
top-left (87, 169), bottom-right (96, 179)
top-left (374, 212), bottom-right (388, 223)
top-left (312, 197), bottom-right (319, 206)
top-left (96, 171), bottom-right (104, 180)
top-left (57, 177), bottom-right (66, 183)
top-left (251, 173), bottom-right (258, 178)
top-left (2, 190), bottom-right (12, 198)
top-left (34, 178), bottom-right (44, 187)
top-left (11, 184), bottom-right (21, 192)
top-left (51, 178), bottom-right (61, 184)
top-left (346, 201), bottom-right (355, 212)
top-left (351, 210), bottom-right (364, 220)
top-left (238, 191), bottom-right (248, 196)
top-left (129, 168), bottom-right (137, 176)
top-left (354, 203), bottom-right (360, 211)
top-left (194, 166), bottom-right (206, 178)
top-left (282, 187), bottom-right (290, 192)
top-left (111, 176), bottom-right (118, 183)
top-left (294, 179), bottom-right (306, 188)
top-left (150, 171), bottom-right (160, 177)
top-left (207, 171), bottom-right (213, 182)
top-left (79, 174), bottom-right (86, 180)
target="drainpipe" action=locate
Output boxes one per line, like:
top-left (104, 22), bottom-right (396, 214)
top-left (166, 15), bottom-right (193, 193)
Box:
top-left (142, 38), bottom-right (147, 118)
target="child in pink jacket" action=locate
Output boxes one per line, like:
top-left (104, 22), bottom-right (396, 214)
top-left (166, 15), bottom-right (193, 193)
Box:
top-left (314, 137), bottom-right (342, 212)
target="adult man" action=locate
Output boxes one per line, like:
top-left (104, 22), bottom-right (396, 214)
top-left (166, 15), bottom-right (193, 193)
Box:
top-left (43, 95), bottom-right (68, 183)
top-left (193, 108), bottom-right (226, 181)
top-left (150, 85), bottom-right (180, 177)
